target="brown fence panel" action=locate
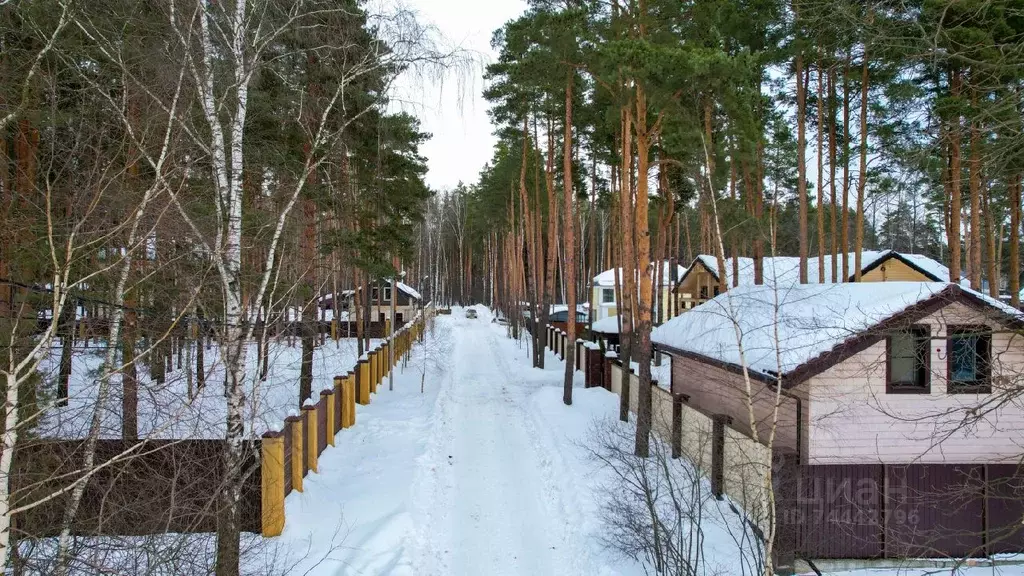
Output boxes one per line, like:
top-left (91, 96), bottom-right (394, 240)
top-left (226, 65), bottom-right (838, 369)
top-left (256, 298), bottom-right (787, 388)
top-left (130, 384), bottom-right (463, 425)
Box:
top-left (776, 463), bottom-right (885, 559)
top-left (317, 397), bottom-right (328, 456)
top-left (885, 464), bottom-right (985, 559)
top-left (777, 463), bottom-right (1023, 560)
top-left (282, 420), bottom-right (293, 496)
top-left (585, 347), bottom-right (597, 388)
top-left (987, 464), bottom-right (1024, 554)
top-left (334, 384), bottom-right (344, 434)
top-left (11, 439), bottom-right (261, 536)
top-left (301, 415), bottom-right (309, 477)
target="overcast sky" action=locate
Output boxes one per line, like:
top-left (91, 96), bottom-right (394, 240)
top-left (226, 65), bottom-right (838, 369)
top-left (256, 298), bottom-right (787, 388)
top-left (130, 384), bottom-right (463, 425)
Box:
top-left (389, 0), bottom-right (527, 192)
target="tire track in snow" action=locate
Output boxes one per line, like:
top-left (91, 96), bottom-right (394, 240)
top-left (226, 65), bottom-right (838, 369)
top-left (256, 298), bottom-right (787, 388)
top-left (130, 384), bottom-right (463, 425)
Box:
top-left (407, 309), bottom-right (594, 575)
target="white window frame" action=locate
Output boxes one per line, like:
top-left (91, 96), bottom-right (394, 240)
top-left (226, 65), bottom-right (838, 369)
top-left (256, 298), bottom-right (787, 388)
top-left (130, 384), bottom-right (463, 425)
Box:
top-left (601, 288), bottom-right (615, 304)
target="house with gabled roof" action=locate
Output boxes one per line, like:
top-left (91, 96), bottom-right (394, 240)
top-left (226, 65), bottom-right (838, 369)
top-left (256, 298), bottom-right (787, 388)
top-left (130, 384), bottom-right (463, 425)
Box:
top-left (328, 280), bottom-right (422, 326)
top-left (590, 261), bottom-right (687, 324)
top-left (675, 250), bottom-right (965, 310)
top-left (651, 281), bottom-right (1024, 560)
top-left (654, 281), bottom-right (1021, 465)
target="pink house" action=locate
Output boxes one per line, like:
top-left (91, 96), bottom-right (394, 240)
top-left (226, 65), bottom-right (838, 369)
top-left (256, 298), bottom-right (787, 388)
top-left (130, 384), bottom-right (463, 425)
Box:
top-left (652, 281), bottom-right (1024, 561)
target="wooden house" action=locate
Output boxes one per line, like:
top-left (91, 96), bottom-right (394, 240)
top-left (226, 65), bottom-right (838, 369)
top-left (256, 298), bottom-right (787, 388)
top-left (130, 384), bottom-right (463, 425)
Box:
top-left (675, 250), bottom-right (963, 310)
top-left (590, 261), bottom-right (687, 324)
top-left (652, 281), bottom-right (1024, 560)
top-left (548, 305), bottom-right (588, 334)
top-left (336, 280), bottom-right (422, 326)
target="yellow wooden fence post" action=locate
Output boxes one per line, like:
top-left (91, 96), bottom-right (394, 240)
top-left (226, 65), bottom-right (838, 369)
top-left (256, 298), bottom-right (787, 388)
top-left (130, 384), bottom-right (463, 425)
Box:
top-left (260, 432), bottom-right (285, 536)
top-left (358, 358), bottom-right (370, 405)
top-left (322, 389), bottom-right (335, 447)
top-left (303, 404), bottom-right (318, 473)
top-left (287, 415), bottom-right (303, 492)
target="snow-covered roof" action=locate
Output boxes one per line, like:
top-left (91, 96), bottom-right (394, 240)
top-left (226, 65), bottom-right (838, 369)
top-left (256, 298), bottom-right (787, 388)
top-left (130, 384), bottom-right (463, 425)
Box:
top-left (688, 249), bottom-right (966, 289)
top-left (590, 316), bottom-right (620, 334)
top-left (652, 282), bottom-right (1022, 383)
top-left (550, 304), bottom-right (588, 314)
top-left (687, 250), bottom-right (964, 288)
top-left (395, 281), bottom-right (421, 301)
top-left (593, 261), bottom-right (687, 287)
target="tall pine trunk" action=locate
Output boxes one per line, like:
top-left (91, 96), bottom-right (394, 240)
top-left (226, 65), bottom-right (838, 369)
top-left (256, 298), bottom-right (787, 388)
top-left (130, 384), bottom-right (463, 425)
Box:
top-left (562, 70), bottom-right (576, 406)
top-left (828, 66), bottom-right (839, 282)
top-left (854, 49), bottom-right (869, 280)
top-left (841, 53), bottom-right (852, 280)
top-left (795, 16), bottom-right (809, 284)
top-left (1010, 174), bottom-right (1021, 308)
top-left (968, 85), bottom-right (983, 291)
top-left (948, 68), bottom-right (964, 282)
top-left (541, 119), bottom-right (559, 370)
top-left (634, 85), bottom-right (654, 458)
top-left (816, 56), bottom-right (826, 283)
top-left (618, 106), bottom-right (635, 424)
top-left (983, 186), bottom-right (998, 297)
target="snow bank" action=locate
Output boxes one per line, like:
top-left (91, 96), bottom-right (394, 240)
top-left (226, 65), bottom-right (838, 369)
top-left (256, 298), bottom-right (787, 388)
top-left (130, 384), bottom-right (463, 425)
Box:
top-left (36, 337), bottom-right (383, 440)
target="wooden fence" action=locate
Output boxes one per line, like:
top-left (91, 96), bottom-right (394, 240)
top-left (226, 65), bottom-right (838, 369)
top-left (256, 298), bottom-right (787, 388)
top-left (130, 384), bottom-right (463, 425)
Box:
top-left (14, 308), bottom-right (432, 540)
top-left (11, 439), bottom-right (262, 537)
top-left (259, 308), bottom-right (430, 536)
top-left (774, 461), bottom-right (1024, 560)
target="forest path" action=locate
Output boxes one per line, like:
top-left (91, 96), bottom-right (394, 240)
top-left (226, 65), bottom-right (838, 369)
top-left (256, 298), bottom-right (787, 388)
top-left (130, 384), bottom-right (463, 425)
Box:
top-left (407, 305), bottom-right (595, 575)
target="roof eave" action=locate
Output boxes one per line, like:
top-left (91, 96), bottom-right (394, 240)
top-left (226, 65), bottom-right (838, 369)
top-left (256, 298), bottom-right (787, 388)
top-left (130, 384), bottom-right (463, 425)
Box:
top-left (658, 283), bottom-right (1023, 389)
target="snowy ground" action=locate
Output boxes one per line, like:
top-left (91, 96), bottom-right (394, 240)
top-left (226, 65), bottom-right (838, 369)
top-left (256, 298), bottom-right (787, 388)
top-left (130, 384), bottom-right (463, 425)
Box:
top-left (37, 336), bottom-right (381, 438)
top-left (262, 306), bottom-right (1024, 576)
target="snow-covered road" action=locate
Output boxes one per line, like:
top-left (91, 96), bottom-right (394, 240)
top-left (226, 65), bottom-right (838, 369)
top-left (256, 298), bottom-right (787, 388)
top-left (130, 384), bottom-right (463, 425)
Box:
top-left (269, 306), bottom-right (623, 576)
top-left (265, 306), bottom-right (1022, 576)
top-left (410, 307), bottom-right (592, 575)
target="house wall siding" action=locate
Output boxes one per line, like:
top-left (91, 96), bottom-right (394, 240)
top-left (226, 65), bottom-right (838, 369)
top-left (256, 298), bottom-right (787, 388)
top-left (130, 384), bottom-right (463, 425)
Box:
top-left (860, 257), bottom-right (931, 282)
top-left (670, 355), bottom-right (804, 454)
top-left (591, 286), bottom-right (671, 322)
top-left (807, 301), bottom-right (1024, 464)
top-left (677, 265), bottom-right (716, 298)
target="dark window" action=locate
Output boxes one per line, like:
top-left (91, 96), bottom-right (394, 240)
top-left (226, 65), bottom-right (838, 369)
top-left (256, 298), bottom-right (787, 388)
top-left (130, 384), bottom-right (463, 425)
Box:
top-left (601, 288), bottom-right (615, 304)
top-left (947, 325), bottom-right (991, 393)
top-left (713, 286), bottom-right (720, 296)
top-left (396, 313), bottom-right (404, 325)
top-left (886, 325), bottom-right (930, 393)
top-left (370, 287), bottom-right (391, 302)
top-left (699, 286), bottom-right (709, 300)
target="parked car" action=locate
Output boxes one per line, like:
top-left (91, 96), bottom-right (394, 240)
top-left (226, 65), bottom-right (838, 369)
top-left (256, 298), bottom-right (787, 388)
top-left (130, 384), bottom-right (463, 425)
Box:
top-left (465, 309), bottom-right (477, 319)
